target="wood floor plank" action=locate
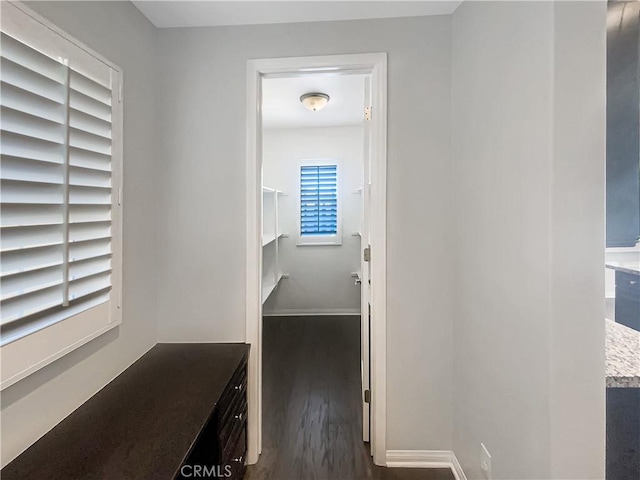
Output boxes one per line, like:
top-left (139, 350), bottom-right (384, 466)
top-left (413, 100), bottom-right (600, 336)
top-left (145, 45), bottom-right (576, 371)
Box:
top-left (246, 316), bottom-right (454, 480)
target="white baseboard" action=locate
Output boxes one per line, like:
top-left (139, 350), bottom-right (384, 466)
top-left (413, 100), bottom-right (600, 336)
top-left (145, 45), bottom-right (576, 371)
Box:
top-left (386, 450), bottom-right (467, 480)
top-left (263, 308), bottom-right (360, 317)
top-left (450, 452), bottom-right (468, 480)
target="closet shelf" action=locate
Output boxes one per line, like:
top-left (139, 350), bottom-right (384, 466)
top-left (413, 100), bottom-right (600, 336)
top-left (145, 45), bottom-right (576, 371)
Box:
top-left (262, 185), bottom-right (284, 305)
top-left (262, 273), bottom-right (284, 304)
top-left (263, 232), bottom-right (286, 247)
top-left (262, 186), bottom-right (286, 195)
top-left (262, 281), bottom-right (276, 303)
top-left (262, 234), bottom-right (277, 247)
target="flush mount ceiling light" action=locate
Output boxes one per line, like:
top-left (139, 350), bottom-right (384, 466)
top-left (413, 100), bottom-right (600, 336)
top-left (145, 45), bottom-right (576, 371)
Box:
top-left (300, 92), bottom-right (330, 112)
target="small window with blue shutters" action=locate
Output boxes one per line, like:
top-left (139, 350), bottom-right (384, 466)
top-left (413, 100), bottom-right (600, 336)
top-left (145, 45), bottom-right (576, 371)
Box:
top-left (298, 163), bottom-right (341, 245)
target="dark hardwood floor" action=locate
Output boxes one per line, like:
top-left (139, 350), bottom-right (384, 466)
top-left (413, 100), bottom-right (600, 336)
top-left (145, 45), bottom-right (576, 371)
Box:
top-left (245, 316), bottom-right (454, 480)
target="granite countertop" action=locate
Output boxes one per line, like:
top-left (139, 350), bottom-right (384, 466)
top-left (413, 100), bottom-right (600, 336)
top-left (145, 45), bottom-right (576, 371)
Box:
top-left (606, 262), bottom-right (640, 276)
top-left (606, 318), bottom-right (640, 388)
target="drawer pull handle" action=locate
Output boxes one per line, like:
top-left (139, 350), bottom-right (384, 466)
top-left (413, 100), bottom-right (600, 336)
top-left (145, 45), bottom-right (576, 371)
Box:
top-left (234, 412), bottom-right (243, 421)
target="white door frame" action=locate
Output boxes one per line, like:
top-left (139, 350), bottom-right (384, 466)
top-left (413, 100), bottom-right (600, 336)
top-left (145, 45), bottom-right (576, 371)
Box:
top-left (245, 52), bottom-right (388, 466)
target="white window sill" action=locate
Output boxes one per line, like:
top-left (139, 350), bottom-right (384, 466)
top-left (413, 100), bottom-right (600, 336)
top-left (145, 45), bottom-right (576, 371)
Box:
top-left (297, 234), bottom-right (342, 246)
top-left (297, 242), bottom-right (343, 247)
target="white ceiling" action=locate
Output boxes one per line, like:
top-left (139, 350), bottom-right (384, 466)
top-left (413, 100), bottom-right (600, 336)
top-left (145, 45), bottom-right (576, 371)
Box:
top-left (132, 1), bottom-right (462, 28)
top-left (262, 74), bottom-right (367, 129)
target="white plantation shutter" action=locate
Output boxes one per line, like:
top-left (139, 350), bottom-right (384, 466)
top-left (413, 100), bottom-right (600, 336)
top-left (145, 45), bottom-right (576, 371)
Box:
top-left (1, 32), bottom-right (67, 326)
top-left (0, 2), bottom-right (122, 388)
top-left (1, 32), bottom-right (114, 331)
top-left (300, 165), bottom-right (338, 236)
top-left (67, 65), bottom-right (114, 308)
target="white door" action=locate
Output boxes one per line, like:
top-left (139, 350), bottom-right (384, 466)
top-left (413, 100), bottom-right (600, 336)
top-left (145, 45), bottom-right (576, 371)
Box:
top-left (360, 75), bottom-right (373, 444)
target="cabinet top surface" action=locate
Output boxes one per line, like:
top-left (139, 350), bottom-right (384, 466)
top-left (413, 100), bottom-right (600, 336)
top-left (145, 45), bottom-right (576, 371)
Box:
top-left (606, 262), bottom-right (640, 276)
top-left (2, 343), bottom-right (249, 480)
top-left (606, 319), bottom-right (640, 388)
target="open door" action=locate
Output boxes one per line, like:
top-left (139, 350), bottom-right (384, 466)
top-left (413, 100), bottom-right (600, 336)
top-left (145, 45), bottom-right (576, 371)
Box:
top-left (360, 75), bottom-right (372, 444)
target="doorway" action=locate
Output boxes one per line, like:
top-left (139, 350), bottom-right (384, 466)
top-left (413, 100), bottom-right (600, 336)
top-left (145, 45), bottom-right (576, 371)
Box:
top-left (244, 53), bottom-right (387, 467)
top-left (604, 2), bottom-right (640, 479)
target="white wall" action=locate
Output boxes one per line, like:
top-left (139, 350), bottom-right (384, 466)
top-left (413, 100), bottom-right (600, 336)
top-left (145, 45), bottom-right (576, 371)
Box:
top-left (550, 3), bottom-right (606, 477)
top-left (262, 126), bottom-right (363, 315)
top-left (1, 1), bottom-right (158, 467)
top-left (155, 15), bottom-right (454, 451)
top-left (0, 3), bottom-right (609, 474)
top-left (451, 1), bottom-right (605, 478)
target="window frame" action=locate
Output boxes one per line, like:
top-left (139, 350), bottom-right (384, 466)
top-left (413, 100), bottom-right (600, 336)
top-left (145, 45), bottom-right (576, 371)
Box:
top-left (0, 1), bottom-right (123, 390)
top-left (296, 158), bottom-right (342, 246)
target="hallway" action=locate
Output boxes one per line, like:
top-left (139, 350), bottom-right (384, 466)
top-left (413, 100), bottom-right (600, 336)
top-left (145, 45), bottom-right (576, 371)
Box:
top-left (245, 316), bottom-right (454, 480)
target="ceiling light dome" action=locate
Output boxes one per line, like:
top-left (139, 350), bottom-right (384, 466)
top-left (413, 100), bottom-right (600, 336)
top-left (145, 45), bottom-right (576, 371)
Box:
top-left (300, 92), bottom-right (330, 112)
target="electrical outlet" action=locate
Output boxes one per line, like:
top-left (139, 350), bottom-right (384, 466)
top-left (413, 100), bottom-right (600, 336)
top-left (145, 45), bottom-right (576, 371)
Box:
top-left (480, 443), bottom-right (492, 480)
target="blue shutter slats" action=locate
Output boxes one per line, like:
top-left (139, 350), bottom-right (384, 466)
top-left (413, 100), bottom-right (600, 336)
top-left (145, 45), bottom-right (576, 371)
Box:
top-left (300, 165), bottom-right (337, 236)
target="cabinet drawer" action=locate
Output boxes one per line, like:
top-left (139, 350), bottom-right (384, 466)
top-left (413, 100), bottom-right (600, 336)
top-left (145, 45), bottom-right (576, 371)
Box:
top-left (216, 363), bottom-right (247, 427)
top-left (227, 424), bottom-right (247, 480)
top-left (221, 401), bottom-right (247, 458)
top-left (616, 272), bottom-right (640, 294)
top-left (219, 396), bottom-right (246, 455)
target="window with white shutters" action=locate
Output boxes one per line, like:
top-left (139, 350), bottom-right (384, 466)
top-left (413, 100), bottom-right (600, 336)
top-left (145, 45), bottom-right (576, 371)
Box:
top-left (300, 165), bottom-right (338, 235)
top-left (0, 2), bottom-right (122, 389)
top-left (297, 160), bottom-right (341, 246)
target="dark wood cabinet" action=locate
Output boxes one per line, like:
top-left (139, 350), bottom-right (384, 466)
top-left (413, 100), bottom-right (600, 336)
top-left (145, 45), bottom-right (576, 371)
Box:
top-left (1, 343), bottom-right (249, 480)
top-left (179, 357), bottom-right (248, 479)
